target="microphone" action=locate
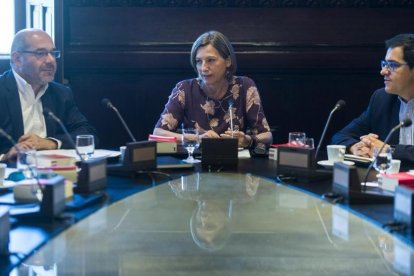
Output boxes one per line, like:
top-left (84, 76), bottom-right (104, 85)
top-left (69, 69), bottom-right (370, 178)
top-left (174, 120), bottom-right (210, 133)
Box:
top-left (43, 109), bottom-right (84, 161)
top-left (361, 118), bottom-right (412, 186)
top-left (228, 99), bottom-right (234, 138)
top-left (101, 98), bottom-right (136, 142)
top-left (315, 99), bottom-right (346, 161)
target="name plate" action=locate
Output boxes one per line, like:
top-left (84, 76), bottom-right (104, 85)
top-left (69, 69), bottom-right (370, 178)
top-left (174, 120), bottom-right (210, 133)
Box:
top-left (76, 158), bottom-right (107, 194)
top-left (277, 146), bottom-right (315, 171)
top-left (332, 161), bottom-right (361, 196)
top-left (0, 206), bottom-right (9, 256)
top-left (39, 175), bottom-right (66, 219)
top-left (276, 146), bottom-right (330, 182)
top-left (123, 141), bottom-right (157, 170)
top-left (394, 185), bottom-right (414, 228)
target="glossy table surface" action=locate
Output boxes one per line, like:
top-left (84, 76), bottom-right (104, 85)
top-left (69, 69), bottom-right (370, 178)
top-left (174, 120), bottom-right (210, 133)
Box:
top-left (12, 172), bottom-right (414, 275)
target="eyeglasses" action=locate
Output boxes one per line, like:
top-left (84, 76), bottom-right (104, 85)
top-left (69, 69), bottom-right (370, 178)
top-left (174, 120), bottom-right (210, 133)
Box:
top-left (19, 50), bottom-right (61, 59)
top-left (381, 60), bottom-right (407, 72)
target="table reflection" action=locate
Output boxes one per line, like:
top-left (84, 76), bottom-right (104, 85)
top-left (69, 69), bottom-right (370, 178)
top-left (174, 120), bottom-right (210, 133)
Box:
top-left (10, 173), bottom-right (414, 275)
top-left (169, 173), bottom-right (259, 251)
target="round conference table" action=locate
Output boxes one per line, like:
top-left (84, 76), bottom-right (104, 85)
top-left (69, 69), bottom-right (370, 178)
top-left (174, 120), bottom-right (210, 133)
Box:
top-left (12, 172), bottom-right (414, 275)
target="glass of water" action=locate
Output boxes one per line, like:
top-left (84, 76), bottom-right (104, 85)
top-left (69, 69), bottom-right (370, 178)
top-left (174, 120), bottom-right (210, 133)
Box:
top-left (76, 135), bottom-right (95, 160)
top-left (182, 128), bottom-right (201, 163)
top-left (288, 132), bottom-right (306, 147)
top-left (17, 149), bottom-right (38, 179)
top-left (373, 146), bottom-right (392, 176)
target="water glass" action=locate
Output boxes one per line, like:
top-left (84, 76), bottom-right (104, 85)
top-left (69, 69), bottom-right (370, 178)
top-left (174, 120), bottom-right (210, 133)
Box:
top-left (288, 132), bottom-right (306, 147)
top-left (76, 135), bottom-right (95, 160)
top-left (303, 138), bottom-right (315, 149)
top-left (373, 147), bottom-right (392, 175)
top-left (182, 128), bottom-right (201, 163)
top-left (17, 149), bottom-right (38, 179)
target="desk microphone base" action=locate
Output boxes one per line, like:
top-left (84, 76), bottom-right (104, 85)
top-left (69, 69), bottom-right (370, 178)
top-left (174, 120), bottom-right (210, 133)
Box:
top-left (333, 185), bottom-right (394, 204)
top-left (277, 168), bottom-right (332, 183)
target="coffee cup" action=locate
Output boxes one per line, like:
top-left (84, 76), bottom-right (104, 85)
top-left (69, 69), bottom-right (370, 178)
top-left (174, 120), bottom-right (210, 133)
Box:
top-left (327, 145), bottom-right (346, 163)
top-left (0, 163), bottom-right (6, 186)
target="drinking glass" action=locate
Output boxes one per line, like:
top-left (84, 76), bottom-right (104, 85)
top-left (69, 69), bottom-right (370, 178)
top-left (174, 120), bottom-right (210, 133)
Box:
top-left (373, 147), bottom-right (392, 176)
top-left (288, 132), bottom-right (306, 147)
top-left (182, 128), bottom-right (201, 163)
top-left (303, 138), bottom-right (315, 149)
top-left (76, 135), bottom-right (95, 160)
top-left (17, 149), bottom-right (38, 179)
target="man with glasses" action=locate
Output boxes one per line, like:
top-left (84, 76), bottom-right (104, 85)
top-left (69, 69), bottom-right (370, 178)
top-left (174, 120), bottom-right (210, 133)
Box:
top-left (0, 28), bottom-right (97, 161)
top-left (332, 33), bottom-right (414, 164)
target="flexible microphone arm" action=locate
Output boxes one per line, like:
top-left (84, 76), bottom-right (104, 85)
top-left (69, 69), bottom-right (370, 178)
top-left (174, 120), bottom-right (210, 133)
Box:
top-left (102, 98), bottom-right (137, 142)
top-left (361, 118), bottom-right (412, 186)
top-left (228, 99), bottom-right (234, 138)
top-left (315, 100), bottom-right (346, 161)
top-left (43, 109), bottom-right (85, 162)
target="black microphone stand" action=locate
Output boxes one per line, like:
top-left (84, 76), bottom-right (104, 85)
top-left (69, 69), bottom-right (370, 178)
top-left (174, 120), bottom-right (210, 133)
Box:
top-left (315, 100), bottom-right (346, 161)
top-left (43, 110), bottom-right (85, 161)
top-left (102, 99), bottom-right (137, 142)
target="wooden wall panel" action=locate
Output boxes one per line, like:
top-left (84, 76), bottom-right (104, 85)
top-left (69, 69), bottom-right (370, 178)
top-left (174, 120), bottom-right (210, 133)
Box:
top-left (62, 3), bottom-right (414, 148)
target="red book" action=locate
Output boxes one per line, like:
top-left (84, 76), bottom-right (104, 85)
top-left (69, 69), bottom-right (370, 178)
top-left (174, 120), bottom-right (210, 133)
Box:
top-left (270, 143), bottom-right (290, 148)
top-left (381, 172), bottom-right (414, 192)
top-left (148, 135), bottom-right (177, 143)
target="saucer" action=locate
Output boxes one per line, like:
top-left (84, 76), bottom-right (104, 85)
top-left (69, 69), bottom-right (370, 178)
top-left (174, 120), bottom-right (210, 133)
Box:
top-left (0, 180), bottom-right (17, 189)
top-left (317, 160), bottom-right (355, 169)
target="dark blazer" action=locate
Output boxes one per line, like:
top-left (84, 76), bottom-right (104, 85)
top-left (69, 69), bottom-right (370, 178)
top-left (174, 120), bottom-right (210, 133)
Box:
top-left (0, 70), bottom-right (98, 154)
top-left (331, 88), bottom-right (414, 164)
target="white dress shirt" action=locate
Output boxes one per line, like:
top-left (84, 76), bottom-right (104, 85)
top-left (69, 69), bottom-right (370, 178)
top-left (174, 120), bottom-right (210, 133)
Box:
top-left (12, 69), bottom-right (61, 148)
top-left (399, 97), bottom-right (414, 145)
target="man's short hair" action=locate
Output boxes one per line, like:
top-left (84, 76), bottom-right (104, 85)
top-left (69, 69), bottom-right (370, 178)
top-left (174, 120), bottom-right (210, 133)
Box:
top-left (385, 33), bottom-right (414, 69)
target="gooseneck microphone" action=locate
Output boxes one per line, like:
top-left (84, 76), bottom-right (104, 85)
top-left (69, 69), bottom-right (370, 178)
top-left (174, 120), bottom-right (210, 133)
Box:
top-left (43, 109), bottom-right (84, 161)
top-left (361, 118), bottom-right (412, 186)
top-left (0, 128), bottom-right (16, 150)
top-left (315, 100), bottom-right (346, 161)
top-left (101, 98), bottom-right (137, 142)
top-left (228, 99), bottom-right (234, 138)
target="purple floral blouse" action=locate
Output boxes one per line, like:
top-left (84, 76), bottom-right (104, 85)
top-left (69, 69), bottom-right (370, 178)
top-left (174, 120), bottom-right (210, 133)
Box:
top-left (155, 76), bottom-right (271, 135)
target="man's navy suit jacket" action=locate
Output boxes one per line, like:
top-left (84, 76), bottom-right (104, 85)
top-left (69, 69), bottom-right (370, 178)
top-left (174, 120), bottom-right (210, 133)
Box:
top-left (0, 70), bottom-right (98, 154)
top-left (332, 88), bottom-right (414, 164)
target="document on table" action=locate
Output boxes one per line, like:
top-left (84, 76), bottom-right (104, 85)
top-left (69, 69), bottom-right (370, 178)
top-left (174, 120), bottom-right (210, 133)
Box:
top-left (238, 149), bottom-right (251, 159)
top-left (344, 154), bottom-right (372, 164)
top-left (37, 149), bottom-right (121, 161)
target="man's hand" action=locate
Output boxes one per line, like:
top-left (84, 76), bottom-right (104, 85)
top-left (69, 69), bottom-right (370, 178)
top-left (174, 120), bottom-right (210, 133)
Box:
top-left (350, 133), bottom-right (388, 158)
top-left (2, 141), bottom-right (32, 161)
top-left (18, 133), bottom-right (57, 150)
top-left (350, 141), bottom-right (371, 157)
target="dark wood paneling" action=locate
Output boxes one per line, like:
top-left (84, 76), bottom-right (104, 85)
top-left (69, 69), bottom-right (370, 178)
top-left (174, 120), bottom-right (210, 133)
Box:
top-left (61, 4), bottom-right (414, 147)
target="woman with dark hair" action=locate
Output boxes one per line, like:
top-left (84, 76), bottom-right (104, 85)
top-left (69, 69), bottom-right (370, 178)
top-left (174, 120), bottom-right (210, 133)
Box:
top-left (153, 30), bottom-right (272, 148)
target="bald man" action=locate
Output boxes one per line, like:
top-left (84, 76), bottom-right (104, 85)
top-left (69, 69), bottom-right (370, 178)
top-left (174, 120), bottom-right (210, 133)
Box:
top-left (0, 28), bottom-right (97, 161)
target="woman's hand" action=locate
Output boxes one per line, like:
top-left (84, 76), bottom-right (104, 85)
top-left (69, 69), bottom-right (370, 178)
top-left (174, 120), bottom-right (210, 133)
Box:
top-left (221, 130), bottom-right (251, 148)
top-left (200, 130), bottom-right (220, 139)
